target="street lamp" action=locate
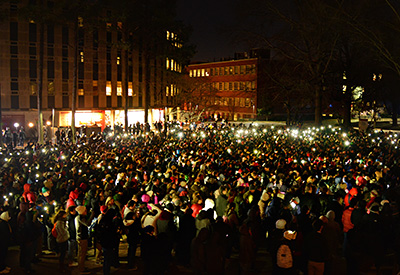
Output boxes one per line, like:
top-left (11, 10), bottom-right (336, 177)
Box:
top-left (28, 122), bottom-right (34, 128)
top-left (14, 122), bottom-right (19, 129)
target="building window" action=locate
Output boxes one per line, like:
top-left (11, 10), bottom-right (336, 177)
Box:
top-left (30, 96), bottom-right (37, 109)
top-left (10, 59), bottom-right (18, 78)
top-left (128, 97), bottom-right (133, 107)
top-left (106, 96), bottom-right (111, 108)
top-left (62, 96), bottom-right (69, 108)
top-left (106, 64), bottom-right (111, 81)
top-left (48, 95), bottom-right (55, 108)
top-left (240, 65), bottom-right (245, 74)
top-left (62, 26), bottom-right (68, 45)
top-left (234, 82), bottom-right (238, 90)
top-left (29, 45), bottom-right (36, 56)
top-left (229, 82), bottom-right (232, 90)
top-left (117, 96), bottom-right (122, 107)
top-left (10, 44), bottom-right (18, 55)
top-left (29, 60), bottom-right (37, 78)
top-left (235, 66), bottom-right (239, 74)
top-left (93, 63), bottom-right (98, 80)
top-left (30, 81), bottom-right (37, 95)
top-left (47, 61), bottom-right (54, 79)
top-left (128, 83), bottom-right (133, 96)
top-left (93, 81), bottom-right (98, 94)
top-left (29, 23), bottom-right (36, 42)
top-left (10, 22), bottom-right (18, 41)
top-left (48, 81), bottom-right (55, 95)
top-left (78, 95), bottom-right (84, 108)
top-left (224, 82), bottom-right (228, 91)
top-left (62, 61), bottom-right (69, 79)
top-left (62, 82), bottom-right (68, 93)
top-left (117, 82), bottom-right (122, 96)
top-left (93, 95), bottom-right (98, 108)
top-left (11, 80), bottom-right (18, 91)
top-left (47, 24), bottom-right (54, 43)
top-left (78, 62), bottom-right (84, 79)
top-left (78, 81), bottom-right (84, 96)
top-left (106, 81), bottom-right (112, 96)
top-left (11, 95), bottom-right (19, 109)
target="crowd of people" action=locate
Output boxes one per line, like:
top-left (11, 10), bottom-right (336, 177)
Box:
top-left (0, 121), bottom-right (399, 275)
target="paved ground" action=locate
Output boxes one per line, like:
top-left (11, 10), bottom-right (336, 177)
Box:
top-left (4, 240), bottom-right (274, 275)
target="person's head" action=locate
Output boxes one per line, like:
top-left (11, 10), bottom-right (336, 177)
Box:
top-left (76, 205), bottom-right (87, 216)
top-left (127, 200), bottom-right (136, 210)
top-left (67, 205), bottom-right (76, 216)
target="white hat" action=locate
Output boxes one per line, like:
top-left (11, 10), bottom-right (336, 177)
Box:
top-left (0, 211), bottom-right (11, 221)
top-left (276, 219), bottom-right (286, 230)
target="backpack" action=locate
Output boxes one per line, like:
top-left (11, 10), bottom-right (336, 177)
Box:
top-left (276, 243), bottom-right (293, 269)
top-left (51, 222), bottom-right (58, 238)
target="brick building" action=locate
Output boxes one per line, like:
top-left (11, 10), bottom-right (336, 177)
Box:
top-left (186, 50), bottom-right (269, 121)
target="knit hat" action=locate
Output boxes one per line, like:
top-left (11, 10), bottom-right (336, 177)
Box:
top-left (0, 211), bottom-right (11, 221)
top-left (371, 190), bottom-right (379, 197)
top-left (76, 206), bottom-right (86, 215)
top-left (276, 219), bottom-right (286, 230)
top-left (42, 187), bottom-right (49, 193)
top-left (326, 210), bottom-right (335, 221)
top-left (100, 205), bottom-right (108, 214)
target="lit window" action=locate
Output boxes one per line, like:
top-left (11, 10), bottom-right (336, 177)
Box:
top-left (166, 31), bottom-right (170, 40)
top-left (166, 86), bottom-right (169, 96)
top-left (166, 58), bottom-right (170, 70)
top-left (171, 59), bottom-right (174, 71)
top-left (106, 81), bottom-right (112, 96)
top-left (128, 83), bottom-right (133, 96)
top-left (80, 51), bottom-right (84, 62)
top-left (201, 69), bottom-right (205, 77)
top-left (189, 70), bottom-right (193, 77)
top-left (117, 82), bottom-right (122, 96)
top-left (78, 17), bottom-right (83, 27)
top-left (117, 56), bottom-right (120, 65)
top-left (193, 69), bottom-right (197, 77)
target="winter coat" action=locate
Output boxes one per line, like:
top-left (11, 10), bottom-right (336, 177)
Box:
top-left (55, 220), bottom-right (70, 243)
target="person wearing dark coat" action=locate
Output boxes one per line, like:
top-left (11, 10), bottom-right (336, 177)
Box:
top-left (305, 219), bottom-right (328, 275)
top-left (0, 212), bottom-right (12, 274)
top-left (97, 207), bottom-right (120, 275)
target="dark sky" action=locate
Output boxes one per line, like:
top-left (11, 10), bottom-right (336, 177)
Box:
top-left (176, 0), bottom-right (246, 63)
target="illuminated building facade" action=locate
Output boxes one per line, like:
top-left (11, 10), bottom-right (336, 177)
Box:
top-left (0, 0), bottom-right (186, 131)
top-left (187, 50), bottom-right (269, 121)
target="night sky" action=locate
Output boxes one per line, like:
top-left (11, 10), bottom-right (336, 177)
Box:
top-left (176, 0), bottom-right (246, 63)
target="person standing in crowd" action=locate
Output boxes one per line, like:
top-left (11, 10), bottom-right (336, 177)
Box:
top-left (66, 206), bottom-right (78, 267)
top-left (75, 206), bottom-right (94, 275)
top-left (305, 219), bottom-right (328, 275)
top-left (0, 211), bottom-right (12, 274)
top-left (97, 206), bottom-right (120, 275)
top-left (53, 210), bottom-right (69, 273)
top-left (123, 208), bottom-right (140, 271)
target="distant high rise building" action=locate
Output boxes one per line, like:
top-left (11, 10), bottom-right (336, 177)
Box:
top-left (0, 0), bottom-right (189, 133)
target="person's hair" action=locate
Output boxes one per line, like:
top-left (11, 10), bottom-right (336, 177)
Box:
top-left (127, 200), bottom-right (136, 208)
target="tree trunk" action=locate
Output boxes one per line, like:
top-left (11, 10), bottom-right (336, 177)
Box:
top-left (392, 101), bottom-right (398, 126)
top-left (71, 20), bottom-right (78, 144)
top-left (123, 34), bottom-right (129, 132)
top-left (343, 88), bottom-right (352, 129)
top-left (315, 87), bottom-right (322, 126)
top-left (144, 49), bottom-right (150, 123)
top-left (37, 22), bottom-right (44, 144)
